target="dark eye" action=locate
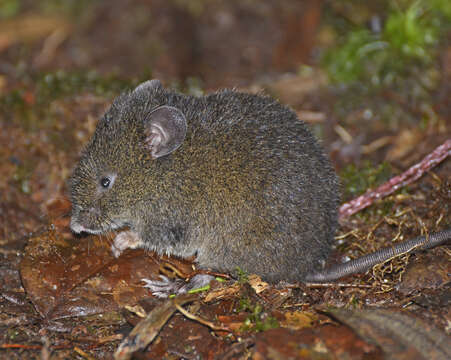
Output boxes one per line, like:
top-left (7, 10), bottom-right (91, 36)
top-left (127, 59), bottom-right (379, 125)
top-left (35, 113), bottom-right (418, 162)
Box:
top-left (100, 177), bottom-right (111, 188)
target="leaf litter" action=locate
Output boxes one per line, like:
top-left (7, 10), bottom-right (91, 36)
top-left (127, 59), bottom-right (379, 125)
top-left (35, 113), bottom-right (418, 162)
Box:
top-left (1, 2), bottom-right (450, 358)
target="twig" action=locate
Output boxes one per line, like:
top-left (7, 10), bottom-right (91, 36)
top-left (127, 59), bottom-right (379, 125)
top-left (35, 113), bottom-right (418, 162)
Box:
top-left (114, 294), bottom-right (197, 360)
top-left (0, 344), bottom-right (42, 350)
top-left (174, 302), bottom-right (232, 332)
top-left (339, 140), bottom-right (451, 220)
top-left (74, 346), bottom-right (97, 360)
top-left (75, 334), bottom-right (124, 345)
top-left (0, 343), bottom-right (73, 351)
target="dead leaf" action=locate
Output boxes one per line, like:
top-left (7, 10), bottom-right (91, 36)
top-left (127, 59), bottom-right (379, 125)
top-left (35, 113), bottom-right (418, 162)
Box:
top-left (328, 308), bottom-right (451, 360)
top-left (114, 294), bottom-right (197, 360)
top-left (20, 228), bottom-right (165, 320)
top-left (281, 311), bottom-right (316, 330)
top-left (398, 252), bottom-right (450, 295)
top-left (252, 325), bottom-right (380, 360)
top-left (248, 274), bottom-right (269, 294)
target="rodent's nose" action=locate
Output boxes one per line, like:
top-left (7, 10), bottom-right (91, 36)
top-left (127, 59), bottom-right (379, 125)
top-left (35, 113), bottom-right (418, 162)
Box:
top-left (70, 219), bottom-right (86, 234)
top-left (70, 206), bottom-right (103, 234)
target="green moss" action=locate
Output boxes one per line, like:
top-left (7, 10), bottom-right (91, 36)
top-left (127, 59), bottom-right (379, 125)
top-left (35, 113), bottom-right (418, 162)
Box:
top-left (0, 89), bottom-right (26, 111)
top-left (339, 160), bottom-right (411, 221)
top-left (0, 70), bottom-right (141, 131)
top-left (6, 327), bottom-right (20, 340)
top-left (429, 0), bottom-right (451, 20)
top-left (13, 159), bottom-right (35, 194)
top-left (38, 0), bottom-right (99, 18)
top-left (0, 0), bottom-right (20, 19)
top-left (0, 0), bottom-right (99, 20)
top-left (340, 160), bottom-right (392, 201)
top-left (0, 71), bottom-right (151, 158)
top-left (35, 70), bottom-right (135, 104)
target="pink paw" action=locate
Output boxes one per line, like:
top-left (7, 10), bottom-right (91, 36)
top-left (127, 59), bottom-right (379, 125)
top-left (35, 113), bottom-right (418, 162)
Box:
top-left (111, 230), bottom-right (143, 257)
top-left (142, 274), bottom-right (214, 298)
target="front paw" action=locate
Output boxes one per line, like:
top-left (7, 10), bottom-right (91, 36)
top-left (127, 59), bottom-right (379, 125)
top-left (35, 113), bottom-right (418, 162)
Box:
top-left (142, 274), bottom-right (214, 298)
top-left (112, 230), bottom-right (143, 257)
top-left (141, 276), bottom-right (185, 298)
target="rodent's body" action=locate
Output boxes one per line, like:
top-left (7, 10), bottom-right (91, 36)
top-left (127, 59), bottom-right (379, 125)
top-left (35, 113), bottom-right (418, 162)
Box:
top-left (70, 80), bottom-right (339, 282)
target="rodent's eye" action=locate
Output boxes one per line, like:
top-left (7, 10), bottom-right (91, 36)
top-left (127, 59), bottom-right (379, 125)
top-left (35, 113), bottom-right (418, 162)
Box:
top-left (98, 173), bottom-right (116, 192)
top-left (100, 177), bottom-right (111, 188)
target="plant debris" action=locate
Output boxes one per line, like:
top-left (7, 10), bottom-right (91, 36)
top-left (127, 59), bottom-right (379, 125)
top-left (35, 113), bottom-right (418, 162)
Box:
top-left (0, 1), bottom-right (450, 358)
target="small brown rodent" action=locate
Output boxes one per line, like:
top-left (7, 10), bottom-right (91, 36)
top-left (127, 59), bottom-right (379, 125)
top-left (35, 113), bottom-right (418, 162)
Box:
top-left (70, 80), bottom-right (450, 294)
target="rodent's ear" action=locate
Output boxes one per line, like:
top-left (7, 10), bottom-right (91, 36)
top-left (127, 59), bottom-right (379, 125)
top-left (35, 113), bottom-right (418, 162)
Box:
top-left (133, 79), bottom-right (163, 94)
top-left (144, 106), bottom-right (187, 159)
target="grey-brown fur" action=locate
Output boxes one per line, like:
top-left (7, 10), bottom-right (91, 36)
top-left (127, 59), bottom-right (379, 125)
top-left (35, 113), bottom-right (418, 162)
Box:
top-left (70, 80), bottom-right (340, 283)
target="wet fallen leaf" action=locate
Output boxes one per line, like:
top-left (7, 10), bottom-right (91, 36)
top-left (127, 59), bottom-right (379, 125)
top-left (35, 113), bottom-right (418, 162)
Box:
top-left (144, 306), bottom-right (231, 359)
top-left (252, 325), bottom-right (381, 360)
top-left (397, 252), bottom-right (450, 295)
top-left (412, 286), bottom-right (451, 309)
top-left (328, 308), bottom-right (451, 360)
top-left (216, 314), bottom-right (248, 332)
top-left (19, 228), bottom-right (185, 320)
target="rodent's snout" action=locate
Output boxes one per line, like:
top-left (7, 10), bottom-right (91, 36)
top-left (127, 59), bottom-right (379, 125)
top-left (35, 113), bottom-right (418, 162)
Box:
top-left (70, 219), bottom-right (87, 234)
top-left (70, 206), bottom-right (103, 235)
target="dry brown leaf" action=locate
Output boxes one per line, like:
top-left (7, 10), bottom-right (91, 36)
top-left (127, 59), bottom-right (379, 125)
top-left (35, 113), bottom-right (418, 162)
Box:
top-left (281, 311), bottom-right (316, 330)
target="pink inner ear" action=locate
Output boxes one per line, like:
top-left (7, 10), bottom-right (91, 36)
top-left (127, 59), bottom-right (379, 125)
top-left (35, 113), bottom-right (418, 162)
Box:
top-left (148, 133), bottom-right (161, 147)
top-left (144, 133), bottom-right (160, 158)
top-left (144, 123), bottom-right (169, 158)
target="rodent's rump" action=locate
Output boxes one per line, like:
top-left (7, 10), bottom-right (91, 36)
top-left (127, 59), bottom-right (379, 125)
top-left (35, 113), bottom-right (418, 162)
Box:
top-left (70, 80), bottom-right (340, 282)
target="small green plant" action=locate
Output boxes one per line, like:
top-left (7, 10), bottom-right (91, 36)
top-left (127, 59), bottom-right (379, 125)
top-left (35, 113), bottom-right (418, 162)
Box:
top-left (323, 29), bottom-right (384, 84)
top-left (235, 267), bottom-right (249, 284)
top-left (238, 298), bottom-right (279, 333)
top-left (384, 2), bottom-right (438, 64)
top-left (323, 1), bottom-right (444, 85)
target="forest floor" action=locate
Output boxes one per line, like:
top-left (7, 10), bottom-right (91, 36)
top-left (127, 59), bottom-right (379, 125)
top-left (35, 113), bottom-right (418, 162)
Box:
top-left (0, 1), bottom-right (450, 359)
